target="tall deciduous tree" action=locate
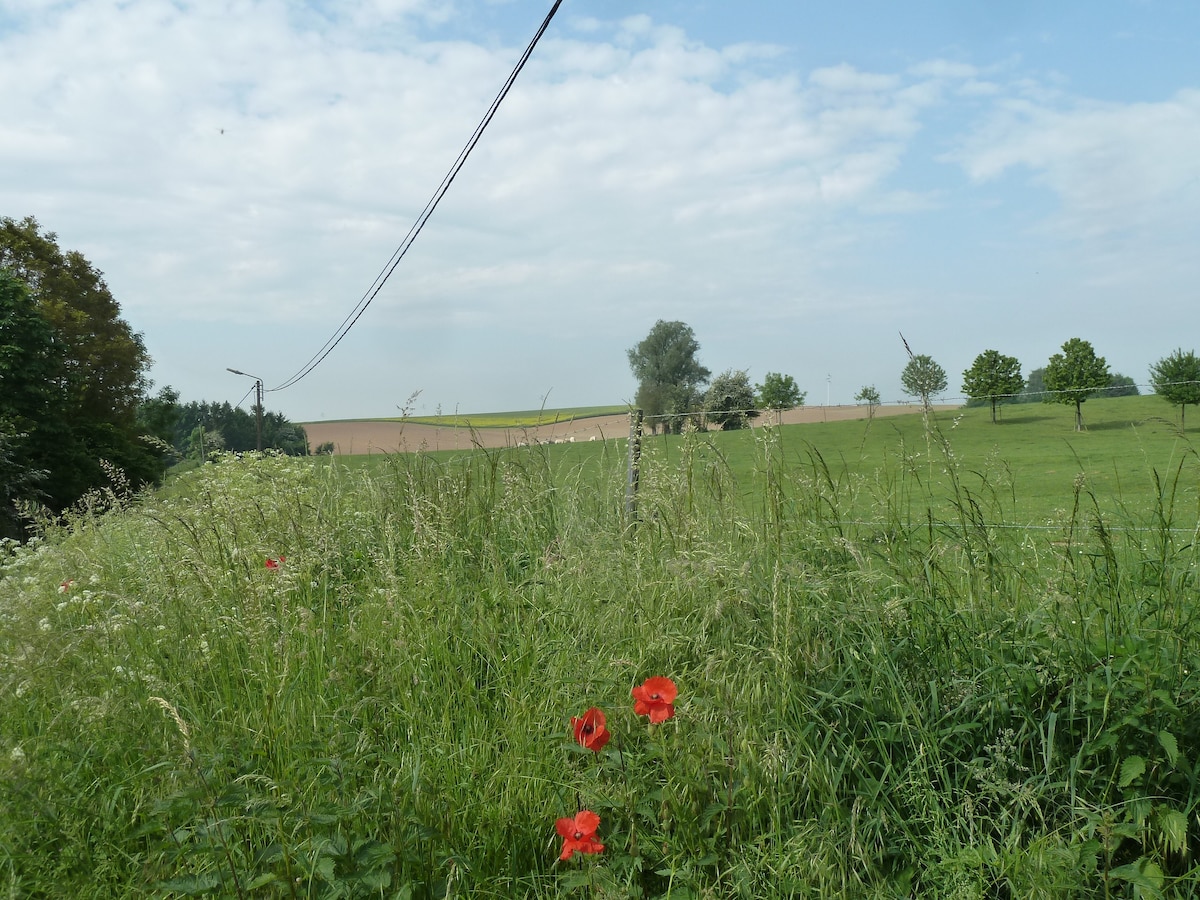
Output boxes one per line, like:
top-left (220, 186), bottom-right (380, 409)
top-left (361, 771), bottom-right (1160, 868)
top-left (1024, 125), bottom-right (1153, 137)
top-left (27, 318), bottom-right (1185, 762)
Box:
top-left (962, 350), bottom-right (1024, 423)
top-left (1043, 338), bottom-right (1110, 431)
top-left (1, 217), bottom-right (160, 511)
top-left (900, 354), bottom-right (947, 405)
top-left (756, 372), bottom-right (805, 410)
top-left (704, 369), bottom-right (760, 430)
top-left (627, 320), bottom-right (711, 434)
top-left (0, 269), bottom-right (61, 536)
top-left (0, 269), bottom-right (59, 435)
top-left (1149, 349), bottom-right (1200, 430)
top-left (1, 217), bottom-right (149, 424)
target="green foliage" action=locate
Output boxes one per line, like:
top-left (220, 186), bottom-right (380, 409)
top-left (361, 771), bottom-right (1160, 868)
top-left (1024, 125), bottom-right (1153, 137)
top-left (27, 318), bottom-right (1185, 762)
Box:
top-left (628, 320), bottom-right (711, 434)
top-left (0, 216), bottom-right (149, 424)
top-left (900, 354), bottom-right (947, 402)
top-left (855, 384), bottom-right (881, 418)
top-left (1103, 372), bottom-right (1140, 398)
top-left (1149, 348), bottom-right (1200, 429)
top-left (0, 270), bottom-right (60, 535)
top-left (962, 349), bottom-right (1024, 423)
top-left (0, 217), bottom-right (161, 519)
top-left (175, 400), bottom-right (308, 457)
top-left (755, 372), bottom-right (805, 410)
top-left (1044, 338), bottom-right (1110, 430)
top-left (1014, 366), bottom-right (1047, 404)
top-left (135, 385), bottom-right (185, 468)
top-left (704, 369), bottom-right (760, 430)
top-left (0, 430), bottom-right (46, 540)
top-left (5, 411), bottom-right (1200, 897)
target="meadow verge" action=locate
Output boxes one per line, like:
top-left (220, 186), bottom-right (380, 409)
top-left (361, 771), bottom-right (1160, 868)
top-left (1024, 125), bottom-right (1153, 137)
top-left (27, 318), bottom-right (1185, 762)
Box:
top-left (2, 419), bottom-right (1199, 898)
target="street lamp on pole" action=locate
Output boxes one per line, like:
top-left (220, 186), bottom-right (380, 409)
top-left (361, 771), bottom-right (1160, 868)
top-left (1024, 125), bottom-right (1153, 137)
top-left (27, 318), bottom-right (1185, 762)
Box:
top-left (227, 367), bottom-right (264, 452)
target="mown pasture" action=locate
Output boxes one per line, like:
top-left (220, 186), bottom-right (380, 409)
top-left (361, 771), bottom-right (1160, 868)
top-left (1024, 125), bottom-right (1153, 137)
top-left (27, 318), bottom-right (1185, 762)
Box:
top-left (2, 393), bottom-right (1200, 898)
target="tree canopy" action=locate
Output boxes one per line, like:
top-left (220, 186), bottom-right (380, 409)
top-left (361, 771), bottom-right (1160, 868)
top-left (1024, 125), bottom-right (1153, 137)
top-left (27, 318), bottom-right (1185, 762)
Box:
top-left (704, 369), bottom-right (760, 430)
top-left (900, 354), bottom-right (947, 404)
top-left (138, 397), bottom-right (309, 460)
top-left (0, 270), bottom-right (60, 537)
top-left (1, 217), bottom-right (160, 531)
top-left (962, 350), bottom-right (1024, 423)
top-left (756, 372), bottom-right (805, 410)
top-left (1102, 373), bottom-right (1139, 398)
top-left (627, 320), bottom-right (711, 434)
top-left (1, 216), bottom-right (149, 425)
top-left (855, 385), bottom-right (881, 419)
top-left (1013, 367), bottom-right (1046, 404)
top-left (1149, 348), bottom-right (1200, 430)
top-left (1043, 338), bottom-right (1109, 431)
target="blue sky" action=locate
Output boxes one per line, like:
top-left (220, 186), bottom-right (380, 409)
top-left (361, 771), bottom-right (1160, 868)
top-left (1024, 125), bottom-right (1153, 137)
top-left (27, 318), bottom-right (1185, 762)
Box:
top-left (2, 0), bottom-right (1199, 421)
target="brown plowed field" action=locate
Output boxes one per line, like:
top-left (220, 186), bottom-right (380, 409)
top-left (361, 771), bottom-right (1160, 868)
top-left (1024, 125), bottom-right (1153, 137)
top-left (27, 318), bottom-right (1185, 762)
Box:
top-left (301, 404), bottom-right (958, 456)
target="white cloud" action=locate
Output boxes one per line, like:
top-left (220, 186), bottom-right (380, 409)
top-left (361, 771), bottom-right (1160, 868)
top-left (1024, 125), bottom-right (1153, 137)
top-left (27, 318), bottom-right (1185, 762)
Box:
top-left (955, 88), bottom-right (1200, 238)
top-left (3, 1), bottom-right (1198, 418)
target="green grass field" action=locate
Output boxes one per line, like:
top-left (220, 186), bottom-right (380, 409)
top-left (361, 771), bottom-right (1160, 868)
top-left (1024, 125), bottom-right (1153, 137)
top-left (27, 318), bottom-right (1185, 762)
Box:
top-left (352, 394), bottom-right (1200, 528)
top-left (3, 393), bottom-right (1200, 897)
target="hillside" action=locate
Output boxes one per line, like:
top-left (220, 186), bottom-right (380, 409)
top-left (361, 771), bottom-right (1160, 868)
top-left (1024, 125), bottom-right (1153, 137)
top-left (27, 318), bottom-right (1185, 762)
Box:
top-left (301, 402), bottom-right (957, 454)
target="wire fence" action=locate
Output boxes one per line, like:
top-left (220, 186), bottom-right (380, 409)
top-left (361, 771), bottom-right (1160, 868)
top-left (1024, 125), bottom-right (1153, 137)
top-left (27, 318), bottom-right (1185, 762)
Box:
top-left (617, 381), bottom-right (1200, 538)
top-left (633, 378), bottom-right (1199, 430)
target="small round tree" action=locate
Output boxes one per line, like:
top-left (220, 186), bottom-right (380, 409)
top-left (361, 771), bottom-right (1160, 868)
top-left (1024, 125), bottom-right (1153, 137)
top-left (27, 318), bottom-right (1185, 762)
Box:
top-left (704, 369), bottom-right (760, 430)
top-left (1149, 348), bottom-right (1200, 430)
top-left (755, 372), bottom-right (805, 410)
top-left (1043, 338), bottom-right (1109, 431)
top-left (900, 355), bottom-right (947, 406)
top-left (962, 350), bottom-right (1024, 424)
top-left (855, 385), bottom-right (881, 419)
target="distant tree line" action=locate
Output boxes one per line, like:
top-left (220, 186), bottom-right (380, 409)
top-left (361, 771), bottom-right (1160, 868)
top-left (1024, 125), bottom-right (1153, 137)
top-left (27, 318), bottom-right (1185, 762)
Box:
top-left (626, 319), bottom-right (1200, 439)
top-left (912, 338), bottom-right (1197, 432)
top-left (627, 320), bottom-right (807, 434)
top-left (148, 395), bottom-right (309, 459)
top-left (1, 216), bottom-right (306, 539)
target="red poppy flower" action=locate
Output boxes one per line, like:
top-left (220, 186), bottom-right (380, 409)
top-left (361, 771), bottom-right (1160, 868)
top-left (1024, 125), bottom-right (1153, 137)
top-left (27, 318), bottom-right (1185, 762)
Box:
top-left (570, 707), bottom-right (611, 752)
top-left (632, 676), bottom-right (677, 723)
top-left (556, 810), bottom-right (604, 860)
top-left (265, 556), bottom-right (285, 569)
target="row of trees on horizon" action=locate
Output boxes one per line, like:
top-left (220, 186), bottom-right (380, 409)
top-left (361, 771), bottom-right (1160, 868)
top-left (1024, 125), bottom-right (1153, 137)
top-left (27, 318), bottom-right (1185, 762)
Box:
top-left (628, 320), bottom-right (1200, 434)
top-left (1, 216), bottom-right (307, 540)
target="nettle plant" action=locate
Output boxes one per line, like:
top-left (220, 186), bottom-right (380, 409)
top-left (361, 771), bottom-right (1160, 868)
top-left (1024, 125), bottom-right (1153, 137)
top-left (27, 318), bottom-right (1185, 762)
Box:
top-left (555, 676), bottom-right (744, 897)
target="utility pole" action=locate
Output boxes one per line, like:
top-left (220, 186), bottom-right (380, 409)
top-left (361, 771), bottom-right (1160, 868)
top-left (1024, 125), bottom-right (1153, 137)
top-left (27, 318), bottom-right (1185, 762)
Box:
top-left (226, 368), bottom-right (264, 452)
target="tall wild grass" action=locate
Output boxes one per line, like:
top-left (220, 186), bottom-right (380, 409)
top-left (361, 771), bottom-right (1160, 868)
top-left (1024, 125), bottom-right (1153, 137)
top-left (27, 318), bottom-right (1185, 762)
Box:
top-left (2, 415), bottom-right (1200, 898)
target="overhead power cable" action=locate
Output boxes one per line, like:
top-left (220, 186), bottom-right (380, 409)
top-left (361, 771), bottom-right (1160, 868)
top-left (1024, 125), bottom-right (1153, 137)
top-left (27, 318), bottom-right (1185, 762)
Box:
top-left (270, 0), bottom-right (564, 394)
